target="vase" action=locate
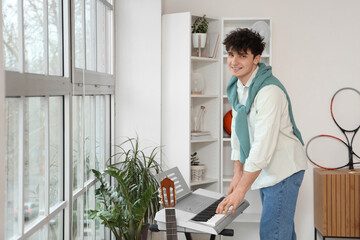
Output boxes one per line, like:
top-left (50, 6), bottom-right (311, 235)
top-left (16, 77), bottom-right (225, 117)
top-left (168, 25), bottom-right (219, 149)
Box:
top-left (192, 33), bottom-right (207, 48)
top-left (191, 72), bottom-right (204, 95)
top-left (191, 164), bottom-right (206, 181)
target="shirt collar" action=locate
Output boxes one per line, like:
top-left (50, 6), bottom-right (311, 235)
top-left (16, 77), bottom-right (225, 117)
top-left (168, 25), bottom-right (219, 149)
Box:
top-left (237, 66), bottom-right (259, 88)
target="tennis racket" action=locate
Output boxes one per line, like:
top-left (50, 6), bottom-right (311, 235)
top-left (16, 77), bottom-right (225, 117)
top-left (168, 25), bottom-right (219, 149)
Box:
top-left (306, 87), bottom-right (360, 170)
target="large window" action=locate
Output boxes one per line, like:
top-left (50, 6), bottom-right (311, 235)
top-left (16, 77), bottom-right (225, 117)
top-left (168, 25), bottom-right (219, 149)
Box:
top-left (2, 0), bottom-right (114, 239)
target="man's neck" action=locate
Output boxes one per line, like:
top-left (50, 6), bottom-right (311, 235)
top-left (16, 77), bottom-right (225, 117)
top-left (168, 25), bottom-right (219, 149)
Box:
top-left (239, 65), bottom-right (258, 86)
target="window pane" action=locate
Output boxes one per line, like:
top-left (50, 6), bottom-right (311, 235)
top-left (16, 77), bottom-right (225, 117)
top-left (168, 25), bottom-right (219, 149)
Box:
top-left (49, 97), bottom-right (63, 207)
top-left (5, 98), bottom-right (21, 239)
top-left (49, 212), bottom-right (63, 240)
top-left (106, 8), bottom-right (112, 74)
top-left (24, 97), bottom-right (46, 227)
top-left (105, 96), bottom-right (111, 164)
top-left (26, 226), bottom-right (46, 240)
top-left (85, 0), bottom-right (96, 71)
top-left (95, 96), bottom-right (104, 171)
top-left (72, 197), bottom-right (83, 240)
top-left (48, 0), bottom-right (62, 76)
top-left (24, 0), bottom-right (44, 74)
top-left (73, 96), bottom-right (83, 190)
top-left (84, 186), bottom-right (95, 238)
top-left (84, 96), bottom-right (95, 181)
top-left (97, 2), bottom-right (105, 73)
top-left (2, 0), bottom-right (19, 71)
top-left (75, 0), bottom-right (84, 69)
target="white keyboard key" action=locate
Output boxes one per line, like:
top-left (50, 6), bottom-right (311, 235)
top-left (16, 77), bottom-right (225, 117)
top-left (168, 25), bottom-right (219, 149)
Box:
top-left (204, 206), bottom-right (233, 227)
top-left (205, 213), bottom-right (226, 227)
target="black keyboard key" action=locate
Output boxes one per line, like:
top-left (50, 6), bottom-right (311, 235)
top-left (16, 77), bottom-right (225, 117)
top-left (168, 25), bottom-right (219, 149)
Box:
top-left (191, 197), bottom-right (225, 222)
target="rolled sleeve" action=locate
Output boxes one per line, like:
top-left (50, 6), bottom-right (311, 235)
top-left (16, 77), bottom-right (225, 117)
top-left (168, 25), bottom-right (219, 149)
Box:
top-left (244, 86), bottom-right (285, 172)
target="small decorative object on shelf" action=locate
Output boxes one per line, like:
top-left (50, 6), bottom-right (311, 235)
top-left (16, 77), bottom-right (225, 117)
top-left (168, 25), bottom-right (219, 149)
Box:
top-left (191, 72), bottom-right (205, 95)
top-left (192, 14), bottom-right (208, 57)
top-left (251, 21), bottom-right (270, 45)
top-left (192, 105), bottom-right (206, 132)
top-left (191, 152), bottom-right (200, 166)
top-left (191, 152), bottom-right (206, 181)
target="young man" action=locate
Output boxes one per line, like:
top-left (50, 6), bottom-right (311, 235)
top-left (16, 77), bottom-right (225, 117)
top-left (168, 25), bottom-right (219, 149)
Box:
top-left (216, 28), bottom-right (307, 240)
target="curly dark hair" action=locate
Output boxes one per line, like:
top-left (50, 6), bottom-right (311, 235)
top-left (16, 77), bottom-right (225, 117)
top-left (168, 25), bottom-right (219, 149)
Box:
top-left (223, 28), bottom-right (265, 57)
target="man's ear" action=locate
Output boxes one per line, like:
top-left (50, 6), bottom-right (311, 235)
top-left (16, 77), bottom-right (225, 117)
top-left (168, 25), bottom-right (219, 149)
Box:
top-left (253, 55), bottom-right (261, 65)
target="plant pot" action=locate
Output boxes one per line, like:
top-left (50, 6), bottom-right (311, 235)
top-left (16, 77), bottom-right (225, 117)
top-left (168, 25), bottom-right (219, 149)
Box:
top-left (192, 33), bottom-right (207, 48)
top-left (191, 164), bottom-right (206, 181)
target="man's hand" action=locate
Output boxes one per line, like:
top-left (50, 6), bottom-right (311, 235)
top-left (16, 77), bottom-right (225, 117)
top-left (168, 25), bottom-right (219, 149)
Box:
top-left (216, 188), bottom-right (245, 216)
top-left (217, 169), bottom-right (261, 216)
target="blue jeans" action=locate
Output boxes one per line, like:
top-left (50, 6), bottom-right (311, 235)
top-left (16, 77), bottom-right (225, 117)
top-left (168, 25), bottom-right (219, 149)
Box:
top-left (259, 170), bottom-right (305, 240)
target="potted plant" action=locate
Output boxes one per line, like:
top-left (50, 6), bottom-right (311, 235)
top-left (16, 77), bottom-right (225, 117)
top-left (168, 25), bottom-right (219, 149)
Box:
top-left (190, 152), bottom-right (206, 182)
top-left (89, 137), bottom-right (161, 240)
top-left (191, 14), bottom-right (209, 48)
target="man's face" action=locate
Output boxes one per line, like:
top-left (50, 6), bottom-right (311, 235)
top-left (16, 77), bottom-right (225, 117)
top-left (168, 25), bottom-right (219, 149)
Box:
top-left (227, 48), bottom-right (260, 84)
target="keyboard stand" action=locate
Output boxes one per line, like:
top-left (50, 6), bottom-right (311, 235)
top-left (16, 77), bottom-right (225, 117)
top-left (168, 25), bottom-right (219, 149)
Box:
top-left (149, 224), bottom-right (234, 240)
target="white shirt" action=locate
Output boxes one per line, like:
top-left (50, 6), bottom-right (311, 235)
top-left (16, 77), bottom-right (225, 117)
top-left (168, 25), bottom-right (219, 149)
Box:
top-left (231, 67), bottom-right (308, 190)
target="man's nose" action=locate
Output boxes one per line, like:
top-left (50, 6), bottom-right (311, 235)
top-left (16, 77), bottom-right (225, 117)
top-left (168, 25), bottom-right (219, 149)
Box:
top-left (231, 56), bottom-right (239, 65)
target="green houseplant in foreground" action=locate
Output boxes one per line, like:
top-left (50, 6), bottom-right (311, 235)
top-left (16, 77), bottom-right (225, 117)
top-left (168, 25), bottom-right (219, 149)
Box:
top-left (89, 137), bottom-right (161, 240)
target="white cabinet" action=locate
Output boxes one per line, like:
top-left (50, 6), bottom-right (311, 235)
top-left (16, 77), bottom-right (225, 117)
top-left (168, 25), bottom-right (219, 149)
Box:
top-left (220, 18), bottom-right (272, 225)
top-left (161, 12), bottom-right (221, 192)
top-left (161, 13), bottom-right (272, 235)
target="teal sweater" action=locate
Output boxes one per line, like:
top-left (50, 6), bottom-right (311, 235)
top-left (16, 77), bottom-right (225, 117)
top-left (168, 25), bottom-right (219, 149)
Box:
top-left (227, 63), bottom-right (304, 163)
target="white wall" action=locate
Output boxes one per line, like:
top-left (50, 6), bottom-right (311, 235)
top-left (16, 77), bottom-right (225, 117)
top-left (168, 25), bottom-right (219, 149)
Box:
top-left (162, 1), bottom-right (360, 240)
top-left (115, 0), bottom-right (162, 147)
top-left (0, 4), bottom-right (6, 237)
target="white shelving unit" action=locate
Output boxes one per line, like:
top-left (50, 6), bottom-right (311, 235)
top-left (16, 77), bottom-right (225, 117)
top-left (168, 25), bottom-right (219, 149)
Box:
top-left (220, 18), bottom-right (272, 226)
top-left (162, 13), bottom-right (272, 238)
top-left (162, 12), bottom-right (221, 193)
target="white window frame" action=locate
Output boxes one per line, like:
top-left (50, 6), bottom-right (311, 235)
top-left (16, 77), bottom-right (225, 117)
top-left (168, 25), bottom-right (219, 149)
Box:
top-left (0, 1), bottom-right (7, 237)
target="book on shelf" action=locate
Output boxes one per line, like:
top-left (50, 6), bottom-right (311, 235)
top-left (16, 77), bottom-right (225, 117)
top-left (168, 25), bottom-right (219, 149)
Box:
top-left (208, 33), bottom-right (220, 58)
top-left (191, 131), bottom-right (211, 140)
top-left (191, 131), bottom-right (210, 136)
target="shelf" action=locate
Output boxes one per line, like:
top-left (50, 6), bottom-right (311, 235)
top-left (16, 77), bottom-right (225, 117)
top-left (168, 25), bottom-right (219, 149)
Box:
top-left (222, 175), bottom-right (233, 182)
top-left (191, 138), bottom-right (218, 143)
top-left (190, 178), bottom-right (218, 186)
top-left (191, 56), bottom-right (219, 62)
top-left (191, 94), bottom-right (218, 98)
top-left (234, 213), bottom-right (261, 223)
